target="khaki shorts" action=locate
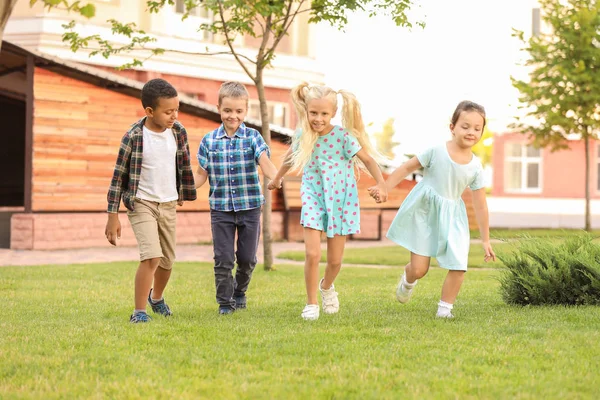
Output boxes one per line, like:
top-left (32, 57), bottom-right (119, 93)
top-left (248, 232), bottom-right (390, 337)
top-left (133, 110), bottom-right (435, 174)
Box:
top-left (127, 198), bottom-right (177, 270)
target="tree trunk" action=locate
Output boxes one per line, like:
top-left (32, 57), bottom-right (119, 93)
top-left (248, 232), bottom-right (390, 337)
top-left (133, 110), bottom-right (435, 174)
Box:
top-left (584, 133), bottom-right (591, 231)
top-left (0, 0), bottom-right (19, 52)
top-left (255, 69), bottom-right (274, 271)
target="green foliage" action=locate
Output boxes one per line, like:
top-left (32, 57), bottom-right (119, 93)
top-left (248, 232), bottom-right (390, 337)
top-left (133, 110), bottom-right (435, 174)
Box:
top-left (499, 234), bottom-right (600, 306)
top-left (471, 126), bottom-right (493, 167)
top-left (30, 0), bottom-right (96, 18)
top-left (61, 19), bottom-right (159, 69)
top-left (511, 0), bottom-right (600, 148)
top-left (371, 118), bottom-right (400, 162)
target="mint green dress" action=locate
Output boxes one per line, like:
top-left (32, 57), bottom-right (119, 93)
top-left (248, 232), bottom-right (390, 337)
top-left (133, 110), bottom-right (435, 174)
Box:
top-left (386, 144), bottom-right (484, 270)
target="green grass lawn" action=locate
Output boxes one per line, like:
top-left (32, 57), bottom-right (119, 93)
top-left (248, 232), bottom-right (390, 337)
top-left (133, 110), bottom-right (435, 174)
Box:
top-left (1, 262), bottom-right (599, 399)
top-left (471, 228), bottom-right (600, 239)
top-left (277, 242), bottom-right (515, 268)
top-left (277, 230), bottom-right (600, 268)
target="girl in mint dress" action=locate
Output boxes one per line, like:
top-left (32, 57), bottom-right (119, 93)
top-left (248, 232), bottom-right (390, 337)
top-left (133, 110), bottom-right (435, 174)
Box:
top-left (370, 101), bottom-right (496, 319)
top-left (269, 83), bottom-right (387, 321)
top-left (386, 144), bottom-right (484, 270)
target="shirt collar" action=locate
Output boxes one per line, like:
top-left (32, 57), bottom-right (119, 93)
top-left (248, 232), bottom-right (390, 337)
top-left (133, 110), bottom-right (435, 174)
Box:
top-left (133, 117), bottom-right (181, 135)
top-left (216, 122), bottom-right (248, 139)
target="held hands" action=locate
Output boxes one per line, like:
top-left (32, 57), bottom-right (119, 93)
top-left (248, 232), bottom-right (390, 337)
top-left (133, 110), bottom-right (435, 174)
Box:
top-left (105, 214), bottom-right (121, 246)
top-left (267, 177), bottom-right (283, 190)
top-left (367, 183), bottom-right (388, 203)
top-left (482, 241), bottom-right (496, 263)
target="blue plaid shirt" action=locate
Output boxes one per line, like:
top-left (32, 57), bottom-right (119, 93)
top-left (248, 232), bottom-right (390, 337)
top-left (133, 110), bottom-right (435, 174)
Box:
top-left (197, 123), bottom-right (270, 211)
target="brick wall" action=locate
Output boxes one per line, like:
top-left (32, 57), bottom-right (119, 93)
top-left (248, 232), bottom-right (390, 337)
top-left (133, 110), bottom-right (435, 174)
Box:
top-left (10, 211), bottom-right (287, 250)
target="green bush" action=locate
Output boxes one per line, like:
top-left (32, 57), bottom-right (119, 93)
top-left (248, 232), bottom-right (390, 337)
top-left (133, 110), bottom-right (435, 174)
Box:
top-left (499, 234), bottom-right (600, 306)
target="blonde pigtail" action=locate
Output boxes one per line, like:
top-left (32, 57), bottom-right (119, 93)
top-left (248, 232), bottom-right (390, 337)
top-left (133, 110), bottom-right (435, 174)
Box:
top-left (338, 90), bottom-right (387, 175)
top-left (289, 82), bottom-right (319, 171)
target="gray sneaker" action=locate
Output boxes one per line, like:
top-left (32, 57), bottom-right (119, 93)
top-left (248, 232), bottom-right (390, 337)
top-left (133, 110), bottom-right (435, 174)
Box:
top-left (148, 289), bottom-right (173, 317)
top-left (129, 311), bottom-right (152, 323)
top-left (234, 295), bottom-right (247, 310)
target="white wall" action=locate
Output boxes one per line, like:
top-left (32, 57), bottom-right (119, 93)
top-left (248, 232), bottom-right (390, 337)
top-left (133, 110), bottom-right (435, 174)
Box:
top-left (488, 197), bottom-right (600, 229)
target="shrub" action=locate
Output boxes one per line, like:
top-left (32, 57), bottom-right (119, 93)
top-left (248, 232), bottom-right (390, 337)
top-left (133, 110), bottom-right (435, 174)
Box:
top-left (499, 234), bottom-right (600, 306)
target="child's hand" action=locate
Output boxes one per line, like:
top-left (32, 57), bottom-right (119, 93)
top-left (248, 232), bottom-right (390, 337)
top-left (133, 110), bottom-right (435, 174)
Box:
top-left (375, 183), bottom-right (388, 203)
top-left (368, 184), bottom-right (388, 203)
top-left (105, 214), bottom-right (121, 246)
top-left (482, 241), bottom-right (496, 262)
top-left (177, 200), bottom-right (183, 206)
top-left (267, 178), bottom-right (283, 190)
top-left (367, 186), bottom-right (379, 201)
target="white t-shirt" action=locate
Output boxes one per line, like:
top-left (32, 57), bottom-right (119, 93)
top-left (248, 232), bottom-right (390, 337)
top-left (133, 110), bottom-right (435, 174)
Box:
top-left (136, 126), bottom-right (179, 202)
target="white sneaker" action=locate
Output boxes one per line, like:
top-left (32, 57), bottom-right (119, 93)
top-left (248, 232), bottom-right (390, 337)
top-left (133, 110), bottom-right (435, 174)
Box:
top-left (320, 278), bottom-right (340, 314)
top-left (436, 311), bottom-right (455, 319)
top-left (396, 273), bottom-right (416, 304)
top-left (301, 304), bottom-right (320, 320)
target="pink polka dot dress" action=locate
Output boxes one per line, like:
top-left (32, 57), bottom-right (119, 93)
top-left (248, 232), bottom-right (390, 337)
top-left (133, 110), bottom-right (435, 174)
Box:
top-left (299, 125), bottom-right (363, 237)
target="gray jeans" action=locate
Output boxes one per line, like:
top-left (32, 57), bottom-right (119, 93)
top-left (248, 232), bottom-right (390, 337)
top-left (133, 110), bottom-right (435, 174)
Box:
top-left (210, 207), bottom-right (261, 309)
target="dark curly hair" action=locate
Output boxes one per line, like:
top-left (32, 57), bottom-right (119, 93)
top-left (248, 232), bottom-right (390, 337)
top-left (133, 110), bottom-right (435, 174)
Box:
top-left (141, 78), bottom-right (178, 109)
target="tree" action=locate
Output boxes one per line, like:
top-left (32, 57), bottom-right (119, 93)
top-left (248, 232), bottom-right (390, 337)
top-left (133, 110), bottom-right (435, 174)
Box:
top-left (0, 0), bottom-right (19, 50)
top-left (371, 118), bottom-right (399, 168)
top-left (32, 0), bottom-right (423, 269)
top-left (511, 0), bottom-right (600, 231)
top-left (472, 126), bottom-right (493, 167)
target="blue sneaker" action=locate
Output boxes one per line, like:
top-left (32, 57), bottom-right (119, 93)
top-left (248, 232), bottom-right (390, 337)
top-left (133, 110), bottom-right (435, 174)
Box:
top-left (148, 289), bottom-right (173, 317)
top-left (219, 307), bottom-right (235, 315)
top-left (129, 311), bottom-right (152, 323)
top-left (234, 295), bottom-right (247, 310)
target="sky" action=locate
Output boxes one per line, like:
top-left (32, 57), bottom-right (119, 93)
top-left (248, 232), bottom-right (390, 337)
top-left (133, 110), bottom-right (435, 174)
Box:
top-left (314, 0), bottom-right (541, 156)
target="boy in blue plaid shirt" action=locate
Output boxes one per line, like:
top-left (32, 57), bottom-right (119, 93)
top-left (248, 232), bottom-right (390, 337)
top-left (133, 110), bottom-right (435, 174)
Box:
top-left (195, 82), bottom-right (279, 314)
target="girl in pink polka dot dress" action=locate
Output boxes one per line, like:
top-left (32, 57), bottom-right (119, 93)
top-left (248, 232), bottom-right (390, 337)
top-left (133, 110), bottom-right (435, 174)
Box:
top-left (268, 83), bottom-right (388, 321)
top-left (301, 126), bottom-right (362, 235)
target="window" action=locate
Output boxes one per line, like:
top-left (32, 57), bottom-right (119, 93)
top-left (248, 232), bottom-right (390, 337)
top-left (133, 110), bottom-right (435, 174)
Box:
top-left (174, 0), bottom-right (213, 41)
top-left (247, 101), bottom-right (290, 128)
top-left (504, 143), bottom-right (542, 193)
top-left (175, 0), bottom-right (211, 17)
top-left (184, 92), bottom-right (206, 102)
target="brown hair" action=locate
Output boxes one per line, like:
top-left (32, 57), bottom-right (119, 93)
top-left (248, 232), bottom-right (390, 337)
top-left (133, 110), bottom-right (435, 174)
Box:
top-left (451, 100), bottom-right (486, 129)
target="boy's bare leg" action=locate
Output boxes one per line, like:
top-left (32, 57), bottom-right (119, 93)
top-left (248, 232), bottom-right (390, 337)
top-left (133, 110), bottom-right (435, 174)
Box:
top-left (134, 257), bottom-right (160, 310)
top-left (151, 267), bottom-right (172, 300)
